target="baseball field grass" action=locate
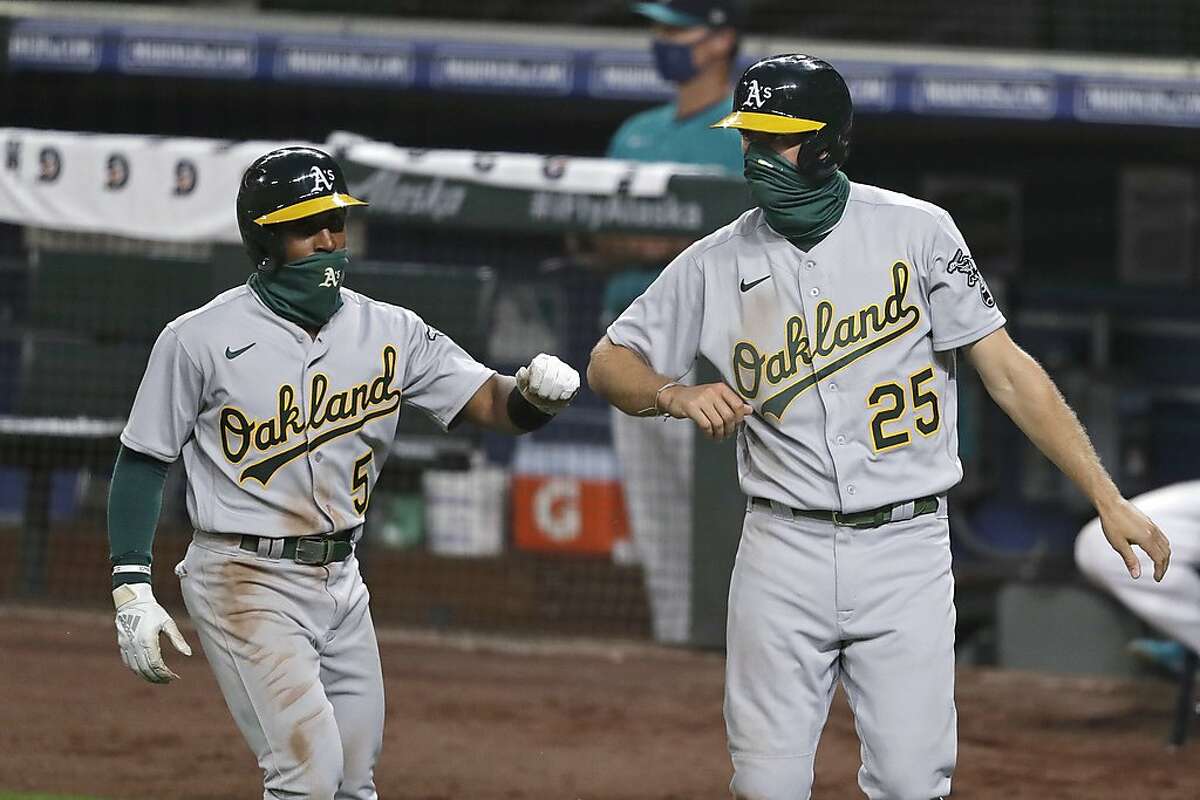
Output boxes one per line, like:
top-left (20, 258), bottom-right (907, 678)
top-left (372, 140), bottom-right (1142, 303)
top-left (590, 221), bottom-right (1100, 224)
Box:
top-left (0, 795), bottom-right (106, 799)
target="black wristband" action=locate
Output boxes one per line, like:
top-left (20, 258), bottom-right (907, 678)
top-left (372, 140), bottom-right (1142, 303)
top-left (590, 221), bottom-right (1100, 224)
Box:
top-left (111, 560), bottom-right (152, 588)
top-left (507, 386), bottom-right (554, 431)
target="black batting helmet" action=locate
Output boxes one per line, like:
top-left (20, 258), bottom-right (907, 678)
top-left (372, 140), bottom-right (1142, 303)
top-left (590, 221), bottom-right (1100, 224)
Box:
top-left (713, 54), bottom-right (853, 181)
top-left (236, 147), bottom-right (367, 270)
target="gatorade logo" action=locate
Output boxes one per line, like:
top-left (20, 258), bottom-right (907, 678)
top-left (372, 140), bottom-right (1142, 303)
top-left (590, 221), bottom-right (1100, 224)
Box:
top-left (742, 79), bottom-right (773, 109)
top-left (532, 478), bottom-right (581, 542)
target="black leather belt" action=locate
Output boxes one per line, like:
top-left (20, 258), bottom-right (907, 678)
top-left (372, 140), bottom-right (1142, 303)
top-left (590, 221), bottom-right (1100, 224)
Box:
top-left (750, 495), bottom-right (939, 529)
top-left (239, 530), bottom-right (354, 565)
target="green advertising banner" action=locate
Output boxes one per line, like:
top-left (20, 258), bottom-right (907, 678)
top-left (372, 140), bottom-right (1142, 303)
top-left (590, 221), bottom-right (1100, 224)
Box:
top-left (342, 156), bottom-right (751, 236)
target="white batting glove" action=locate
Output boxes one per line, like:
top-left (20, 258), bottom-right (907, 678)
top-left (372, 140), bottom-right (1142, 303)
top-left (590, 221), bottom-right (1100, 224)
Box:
top-left (516, 353), bottom-right (580, 416)
top-left (113, 583), bottom-right (192, 684)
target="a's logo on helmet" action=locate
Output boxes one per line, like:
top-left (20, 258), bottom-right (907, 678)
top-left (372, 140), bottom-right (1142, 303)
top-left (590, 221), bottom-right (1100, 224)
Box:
top-left (742, 79), bottom-right (773, 110)
top-left (309, 165), bottom-right (336, 194)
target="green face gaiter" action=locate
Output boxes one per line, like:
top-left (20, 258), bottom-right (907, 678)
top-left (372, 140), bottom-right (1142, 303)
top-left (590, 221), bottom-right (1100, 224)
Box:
top-left (743, 143), bottom-right (850, 251)
top-left (249, 249), bottom-right (348, 329)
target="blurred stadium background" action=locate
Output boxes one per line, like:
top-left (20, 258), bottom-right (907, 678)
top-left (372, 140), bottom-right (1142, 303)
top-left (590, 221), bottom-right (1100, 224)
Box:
top-left (1, 0), bottom-right (1199, 797)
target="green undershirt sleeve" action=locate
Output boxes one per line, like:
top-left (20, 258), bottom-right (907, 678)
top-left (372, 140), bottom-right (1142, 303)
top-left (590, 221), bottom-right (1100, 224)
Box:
top-left (107, 444), bottom-right (172, 588)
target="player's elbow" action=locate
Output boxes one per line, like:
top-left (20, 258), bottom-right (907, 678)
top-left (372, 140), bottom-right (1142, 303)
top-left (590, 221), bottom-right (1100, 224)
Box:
top-left (586, 336), bottom-right (616, 399)
top-left (967, 329), bottom-right (1039, 406)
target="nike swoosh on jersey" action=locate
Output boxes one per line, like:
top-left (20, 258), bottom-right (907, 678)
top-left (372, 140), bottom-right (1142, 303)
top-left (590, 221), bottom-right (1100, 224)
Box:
top-left (740, 275), bottom-right (771, 292)
top-left (225, 343), bottom-right (256, 360)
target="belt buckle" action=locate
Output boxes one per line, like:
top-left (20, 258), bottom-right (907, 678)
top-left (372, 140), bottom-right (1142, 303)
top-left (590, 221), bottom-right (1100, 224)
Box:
top-left (833, 510), bottom-right (877, 529)
top-left (294, 537), bottom-right (330, 566)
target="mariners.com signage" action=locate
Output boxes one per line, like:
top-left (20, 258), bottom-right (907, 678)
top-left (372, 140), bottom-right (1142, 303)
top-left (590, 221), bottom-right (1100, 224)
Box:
top-left (11, 18), bottom-right (1200, 127)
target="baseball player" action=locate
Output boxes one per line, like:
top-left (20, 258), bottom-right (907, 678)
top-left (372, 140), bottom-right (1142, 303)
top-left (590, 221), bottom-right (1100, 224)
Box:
top-left (587, 55), bottom-right (1171, 799)
top-left (1076, 480), bottom-right (1200, 661)
top-left (600, 0), bottom-right (743, 645)
top-left (107, 147), bottom-right (580, 799)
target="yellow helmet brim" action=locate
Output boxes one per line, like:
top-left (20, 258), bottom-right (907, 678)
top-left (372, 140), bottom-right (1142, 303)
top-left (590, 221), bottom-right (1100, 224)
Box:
top-left (254, 193), bottom-right (369, 226)
top-left (710, 111), bottom-right (827, 134)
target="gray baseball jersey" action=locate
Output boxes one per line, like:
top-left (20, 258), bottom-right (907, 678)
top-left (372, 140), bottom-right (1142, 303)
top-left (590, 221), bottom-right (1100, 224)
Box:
top-left (607, 181), bottom-right (1005, 513)
top-left (122, 284), bottom-right (494, 535)
top-left (124, 281), bottom-right (493, 797)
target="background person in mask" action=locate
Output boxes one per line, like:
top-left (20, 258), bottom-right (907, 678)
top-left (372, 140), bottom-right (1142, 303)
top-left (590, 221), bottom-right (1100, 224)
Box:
top-left (106, 147), bottom-right (581, 798)
top-left (588, 55), bottom-right (1170, 799)
top-left (594, 0), bottom-right (744, 647)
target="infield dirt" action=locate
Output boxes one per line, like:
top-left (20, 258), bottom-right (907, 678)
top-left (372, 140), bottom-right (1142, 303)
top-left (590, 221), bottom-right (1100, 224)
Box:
top-left (1, 607), bottom-right (1196, 799)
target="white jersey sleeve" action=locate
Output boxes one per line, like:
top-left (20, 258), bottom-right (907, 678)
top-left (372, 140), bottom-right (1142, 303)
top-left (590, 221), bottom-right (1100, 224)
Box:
top-left (606, 252), bottom-right (704, 380)
top-left (120, 325), bottom-right (204, 462)
top-left (399, 311), bottom-right (495, 430)
top-left (925, 211), bottom-right (1006, 352)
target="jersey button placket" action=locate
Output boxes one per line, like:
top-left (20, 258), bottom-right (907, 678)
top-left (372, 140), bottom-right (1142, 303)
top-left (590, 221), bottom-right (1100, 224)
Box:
top-left (298, 352), bottom-right (331, 526)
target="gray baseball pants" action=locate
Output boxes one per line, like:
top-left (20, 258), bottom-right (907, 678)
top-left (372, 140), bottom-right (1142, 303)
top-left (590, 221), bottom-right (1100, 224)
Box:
top-left (177, 531), bottom-right (384, 799)
top-left (725, 499), bottom-right (956, 800)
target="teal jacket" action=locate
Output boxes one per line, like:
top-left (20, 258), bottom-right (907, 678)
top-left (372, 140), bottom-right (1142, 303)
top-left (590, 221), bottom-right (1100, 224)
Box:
top-left (602, 95), bottom-right (743, 320)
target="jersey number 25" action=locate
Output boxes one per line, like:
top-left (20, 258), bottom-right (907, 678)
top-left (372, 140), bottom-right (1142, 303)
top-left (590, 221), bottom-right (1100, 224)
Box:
top-left (867, 366), bottom-right (941, 453)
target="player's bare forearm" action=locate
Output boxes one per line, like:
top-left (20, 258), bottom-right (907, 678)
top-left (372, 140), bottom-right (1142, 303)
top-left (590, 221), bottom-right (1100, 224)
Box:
top-left (587, 335), bottom-right (674, 416)
top-left (588, 336), bottom-right (753, 440)
top-left (966, 329), bottom-right (1118, 509)
top-left (459, 355), bottom-right (580, 435)
top-left (460, 374), bottom-right (523, 434)
top-left (967, 328), bottom-right (1170, 579)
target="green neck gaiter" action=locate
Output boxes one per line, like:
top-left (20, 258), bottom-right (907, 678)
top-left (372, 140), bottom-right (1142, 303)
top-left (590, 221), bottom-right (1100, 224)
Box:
top-left (249, 249), bottom-right (348, 329)
top-left (743, 143), bottom-right (850, 251)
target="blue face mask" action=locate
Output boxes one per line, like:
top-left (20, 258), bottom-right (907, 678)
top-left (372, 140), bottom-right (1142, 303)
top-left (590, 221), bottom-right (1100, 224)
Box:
top-left (652, 37), bottom-right (700, 84)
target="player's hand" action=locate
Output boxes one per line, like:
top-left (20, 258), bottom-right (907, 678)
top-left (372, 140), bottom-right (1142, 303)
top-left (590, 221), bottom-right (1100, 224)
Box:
top-left (517, 353), bottom-right (580, 416)
top-left (659, 382), bottom-right (754, 440)
top-left (1098, 498), bottom-right (1171, 582)
top-left (113, 583), bottom-right (192, 683)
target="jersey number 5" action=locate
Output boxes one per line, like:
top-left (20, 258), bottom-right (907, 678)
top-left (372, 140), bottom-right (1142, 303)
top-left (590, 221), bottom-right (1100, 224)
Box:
top-left (867, 366), bottom-right (941, 453)
top-left (351, 451), bottom-right (373, 514)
